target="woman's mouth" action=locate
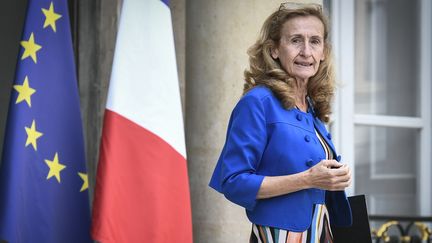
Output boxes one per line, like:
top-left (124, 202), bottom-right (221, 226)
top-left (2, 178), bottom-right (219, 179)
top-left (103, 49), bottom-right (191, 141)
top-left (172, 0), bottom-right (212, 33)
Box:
top-left (294, 61), bottom-right (313, 67)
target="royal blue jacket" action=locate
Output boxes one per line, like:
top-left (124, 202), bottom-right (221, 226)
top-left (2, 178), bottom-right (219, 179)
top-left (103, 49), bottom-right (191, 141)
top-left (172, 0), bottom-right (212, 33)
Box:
top-left (209, 86), bottom-right (352, 231)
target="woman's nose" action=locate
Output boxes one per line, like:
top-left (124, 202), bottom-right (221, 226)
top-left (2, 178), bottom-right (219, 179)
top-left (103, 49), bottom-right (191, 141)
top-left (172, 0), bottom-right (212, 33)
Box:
top-left (300, 43), bottom-right (312, 57)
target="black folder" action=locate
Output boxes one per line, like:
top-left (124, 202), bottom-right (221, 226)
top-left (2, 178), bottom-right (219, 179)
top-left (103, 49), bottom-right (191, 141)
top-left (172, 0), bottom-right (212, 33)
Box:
top-left (333, 195), bottom-right (373, 243)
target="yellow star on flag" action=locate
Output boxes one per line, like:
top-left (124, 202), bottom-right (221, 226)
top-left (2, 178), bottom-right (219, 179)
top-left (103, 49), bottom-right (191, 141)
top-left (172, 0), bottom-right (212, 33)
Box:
top-left (78, 172), bottom-right (89, 192)
top-left (14, 76), bottom-right (36, 107)
top-left (42, 2), bottom-right (62, 32)
top-left (45, 153), bottom-right (66, 183)
top-left (20, 33), bottom-right (42, 63)
top-left (25, 120), bottom-right (43, 151)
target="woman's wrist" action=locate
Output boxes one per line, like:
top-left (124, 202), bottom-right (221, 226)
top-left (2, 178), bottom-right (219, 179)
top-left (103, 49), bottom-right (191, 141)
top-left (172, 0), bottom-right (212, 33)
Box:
top-left (300, 169), bottom-right (313, 190)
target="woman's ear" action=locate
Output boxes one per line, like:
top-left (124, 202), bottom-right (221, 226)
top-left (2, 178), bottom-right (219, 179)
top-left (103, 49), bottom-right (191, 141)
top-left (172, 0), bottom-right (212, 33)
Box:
top-left (321, 46), bottom-right (327, 61)
top-left (271, 47), bottom-right (279, 59)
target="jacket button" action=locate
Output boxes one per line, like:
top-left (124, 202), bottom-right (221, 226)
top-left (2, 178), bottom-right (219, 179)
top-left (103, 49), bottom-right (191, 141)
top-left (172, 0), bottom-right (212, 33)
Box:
top-left (296, 114), bottom-right (303, 121)
top-left (336, 155), bottom-right (342, 162)
top-left (304, 135), bottom-right (311, 142)
top-left (306, 159), bottom-right (314, 167)
top-left (327, 133), bottom-right (332, 140)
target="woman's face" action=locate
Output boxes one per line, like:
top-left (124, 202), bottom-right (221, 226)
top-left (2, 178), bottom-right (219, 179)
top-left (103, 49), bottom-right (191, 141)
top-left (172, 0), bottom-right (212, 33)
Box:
top-left (271, 15), bottom-right (325, 81)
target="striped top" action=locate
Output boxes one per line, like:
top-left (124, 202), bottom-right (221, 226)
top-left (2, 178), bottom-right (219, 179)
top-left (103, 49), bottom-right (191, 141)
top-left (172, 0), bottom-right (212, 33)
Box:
top-left (316, 128), bottom-right (333, 160)
top-left (250, 126), bottom-right (335, 243)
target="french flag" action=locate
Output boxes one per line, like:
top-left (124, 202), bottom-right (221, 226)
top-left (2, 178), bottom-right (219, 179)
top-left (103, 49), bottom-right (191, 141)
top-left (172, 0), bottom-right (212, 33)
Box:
top-left (91, 0), bottom-right (193, 242)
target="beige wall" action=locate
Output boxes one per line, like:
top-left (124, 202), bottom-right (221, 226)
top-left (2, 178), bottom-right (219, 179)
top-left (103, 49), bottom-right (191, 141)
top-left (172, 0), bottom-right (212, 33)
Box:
top-left (186, 1), bottom-right (321, 242)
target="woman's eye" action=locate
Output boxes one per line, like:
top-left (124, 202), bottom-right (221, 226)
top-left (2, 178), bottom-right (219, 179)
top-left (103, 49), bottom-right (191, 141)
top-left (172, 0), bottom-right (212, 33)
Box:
top-left (291, 38), bottom-right (301, 44)
top-left (311, 39), bottom-right (321, 45)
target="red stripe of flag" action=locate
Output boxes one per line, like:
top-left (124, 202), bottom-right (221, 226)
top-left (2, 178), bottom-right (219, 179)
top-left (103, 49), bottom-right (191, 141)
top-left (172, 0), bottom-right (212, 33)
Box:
top-left (91, 110), bottom-right (192, 242)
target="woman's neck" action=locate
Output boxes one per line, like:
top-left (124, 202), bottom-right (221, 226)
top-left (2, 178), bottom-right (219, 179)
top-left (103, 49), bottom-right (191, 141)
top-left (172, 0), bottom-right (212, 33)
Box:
top-left (294, 78), bottom-right (308, 112)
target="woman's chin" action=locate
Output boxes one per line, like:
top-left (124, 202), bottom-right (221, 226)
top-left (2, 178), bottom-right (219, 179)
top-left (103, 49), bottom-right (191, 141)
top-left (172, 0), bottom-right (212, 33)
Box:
top-left (291, 73), bottom-right (315, 81)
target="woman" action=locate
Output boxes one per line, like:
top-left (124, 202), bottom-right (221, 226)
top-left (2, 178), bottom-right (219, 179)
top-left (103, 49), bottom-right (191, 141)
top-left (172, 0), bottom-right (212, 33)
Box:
top-left (209, 3), bottom-right (352, 242)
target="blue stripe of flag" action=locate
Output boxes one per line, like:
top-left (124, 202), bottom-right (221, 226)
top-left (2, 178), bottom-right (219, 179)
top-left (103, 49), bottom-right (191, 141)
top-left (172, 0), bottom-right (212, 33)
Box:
top-left (160, 0), bottom-right (169, 7)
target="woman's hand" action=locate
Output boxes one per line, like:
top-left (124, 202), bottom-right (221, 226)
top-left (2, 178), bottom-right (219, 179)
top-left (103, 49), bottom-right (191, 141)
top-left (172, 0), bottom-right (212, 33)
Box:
top-left (306, 160), bottom-right (351, 191)
top-left (257, 160), bottom-right (351, 199)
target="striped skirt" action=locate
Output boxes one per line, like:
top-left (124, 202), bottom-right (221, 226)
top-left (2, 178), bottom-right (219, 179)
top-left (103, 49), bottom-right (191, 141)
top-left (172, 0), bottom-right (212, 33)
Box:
top-left (249, 204), bottom-right (333, 243)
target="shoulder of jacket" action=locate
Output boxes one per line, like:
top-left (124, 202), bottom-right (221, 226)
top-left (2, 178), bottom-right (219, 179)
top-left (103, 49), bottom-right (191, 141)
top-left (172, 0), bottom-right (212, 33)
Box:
top-left (242, 86), bottom-right (273, 102)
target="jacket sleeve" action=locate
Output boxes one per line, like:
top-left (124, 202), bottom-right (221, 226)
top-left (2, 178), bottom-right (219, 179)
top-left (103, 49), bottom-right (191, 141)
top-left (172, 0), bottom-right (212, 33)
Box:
top-left (209, 95), bottom-right (267, 211)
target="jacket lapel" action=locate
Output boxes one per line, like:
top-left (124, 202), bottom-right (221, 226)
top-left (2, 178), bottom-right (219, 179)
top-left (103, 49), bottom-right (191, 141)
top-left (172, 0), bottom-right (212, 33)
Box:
top-left (313, 118), bottom-right (337, 157)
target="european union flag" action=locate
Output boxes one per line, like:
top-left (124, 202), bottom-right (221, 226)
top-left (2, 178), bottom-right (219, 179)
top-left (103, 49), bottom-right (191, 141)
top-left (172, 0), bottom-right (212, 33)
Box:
top-left (0, 1), bottom-right (92, 242)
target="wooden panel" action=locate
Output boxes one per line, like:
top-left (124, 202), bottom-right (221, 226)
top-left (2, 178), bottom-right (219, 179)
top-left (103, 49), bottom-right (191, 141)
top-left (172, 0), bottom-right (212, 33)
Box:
top-left (76, 0), bottom-right (121, 203)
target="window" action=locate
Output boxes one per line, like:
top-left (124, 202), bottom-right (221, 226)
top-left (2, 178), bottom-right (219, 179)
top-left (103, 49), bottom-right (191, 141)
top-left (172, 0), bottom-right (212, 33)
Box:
top-left (330, 0), bottom-right (431, 216)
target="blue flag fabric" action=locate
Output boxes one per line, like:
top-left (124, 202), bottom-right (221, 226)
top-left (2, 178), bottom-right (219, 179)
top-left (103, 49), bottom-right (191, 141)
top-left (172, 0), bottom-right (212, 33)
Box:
top-left (0, 1), bottom-right (92, 242)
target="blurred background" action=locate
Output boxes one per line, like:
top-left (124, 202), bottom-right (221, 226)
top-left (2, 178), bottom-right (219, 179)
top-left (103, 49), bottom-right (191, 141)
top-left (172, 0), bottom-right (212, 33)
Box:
top-left (0, 0), bottom-right (431, 242)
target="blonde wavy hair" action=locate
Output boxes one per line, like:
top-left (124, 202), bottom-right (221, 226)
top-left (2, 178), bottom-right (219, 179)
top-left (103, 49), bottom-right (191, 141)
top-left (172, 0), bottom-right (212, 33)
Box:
top-left (243, 5), bottom-right (334, 123)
